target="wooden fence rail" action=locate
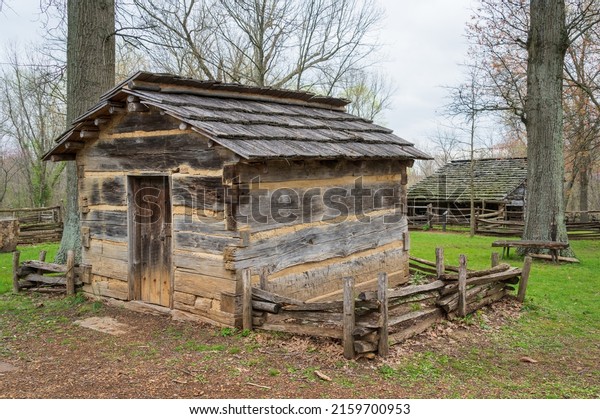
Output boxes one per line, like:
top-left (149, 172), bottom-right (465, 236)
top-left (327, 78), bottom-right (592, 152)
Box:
top-left (0, 206), bottom-right (63, 244)
top-left (245, 248), bottom-right (529, 359)
top-left (407, 204), bottom-right (600, 240)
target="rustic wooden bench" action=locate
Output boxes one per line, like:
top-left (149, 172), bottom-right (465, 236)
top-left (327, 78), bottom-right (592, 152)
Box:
top-left (491, 240), bottom-right (570, 263)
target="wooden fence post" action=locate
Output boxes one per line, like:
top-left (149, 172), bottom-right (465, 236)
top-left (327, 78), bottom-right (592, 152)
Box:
top-left (517, 256), bottom-right (532, 303)
top-left (458, 254), bottom-right (467, 317)
top-left (342, 276), bottom-right (356, 359)
top-left (435, 247), bottom-right (445, 279)
top-left (491, 252), bottom-right (499, 267)
top-left (12, 251), bottom-right (20, 293)
top-left (426, 204), bottom-right (433, 229)
top-left (66, 250), bottom-right (75, 296)
top-left (242, 269), bottom-right (253, 331)
top-left (37, 250), bottom-right (47, 277)
top-left (377, 272), bottom-right (389, 357)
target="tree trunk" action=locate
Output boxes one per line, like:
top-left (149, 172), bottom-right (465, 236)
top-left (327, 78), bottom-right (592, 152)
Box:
top-left (578, 153), bottom-right (590, 223)
top-left (523, 0), bottom-right (571, 254)
top-left (56, 0), bottom-right (115, 263)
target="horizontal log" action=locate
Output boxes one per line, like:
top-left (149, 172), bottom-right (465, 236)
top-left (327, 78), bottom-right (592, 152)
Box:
top-left (19, 260), bottom-right (80, 275)
top-left (257, 323), bottom-right (343, 339)
top-left (0, 205), bottom-right (61, 213)
top-left (251, 288), bottom-right (305, 306)
top-left (22, 274), bottom-right (67, 286)
top-left (440, 263), bottom-right (511, 281)
top-left (408, 256), bottom-right (461, 273)
top-left (447, 289), bottom-right (506, 320)
top-left (358, 280), bottom-right (444, 301)
top-left (19, 222), bottom-right (62, 231)
top-left (268, 310), bottom-right (343, 323)
top-left (438, 283), bottom-right (505, 313)
top-left (251, 300), bottom-right (281, 314)
top-left (388, 307), bottom-right (441, 328)
top-left (491, 240), bottom-right (569, 249)
top-left (281, 299), bottom-right (379, 312)
top-left (528, 253), bottom-right (580, 263)
top-left (389, 308), bottom-right (444, 346)
top-left (225, 215), bottom-right (407, 273)
top-left (442, 268), bottom-right (521, 292)
top-left (387, 291), bottom-right (439, 309)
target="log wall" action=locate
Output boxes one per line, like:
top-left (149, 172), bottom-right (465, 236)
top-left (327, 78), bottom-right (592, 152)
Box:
top-left (230, 159), bottom-right (411, 302)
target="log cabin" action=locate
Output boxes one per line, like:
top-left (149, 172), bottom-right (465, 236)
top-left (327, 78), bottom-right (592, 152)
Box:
top-left (43, 72), bottom-right (430, 327)
top-left (408, 158), bottom-right (527, 222)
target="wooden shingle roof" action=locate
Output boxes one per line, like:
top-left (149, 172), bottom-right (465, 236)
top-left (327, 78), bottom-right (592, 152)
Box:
top-left (45, 72), bottom-right (430, 161)
top-left (408, 158), bottom-right (527, 203)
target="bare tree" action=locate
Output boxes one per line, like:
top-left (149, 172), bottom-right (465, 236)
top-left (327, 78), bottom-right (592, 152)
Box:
top-left (0, 50), bottom-right (66, 207)
top-left (120, 0), bottom-right (386, 115)
top-left (340, 70), bottom-right (395, 122)
top-left (0, 139), bottom-right (19, 205)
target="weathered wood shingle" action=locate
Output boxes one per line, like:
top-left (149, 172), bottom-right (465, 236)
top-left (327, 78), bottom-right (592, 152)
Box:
top-left (44, 72), bottom-right (430, 161)
top-left (408, 158), bottom-right (527, 203)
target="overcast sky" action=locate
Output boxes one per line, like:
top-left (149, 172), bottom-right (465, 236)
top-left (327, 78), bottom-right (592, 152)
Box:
top-left (0, 0), bottom-right (475, 149)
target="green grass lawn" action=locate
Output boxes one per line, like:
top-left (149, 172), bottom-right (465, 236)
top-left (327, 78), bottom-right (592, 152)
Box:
top-left (410, 231), bottom-right (600, 331)
top-left (406, 231), bottom-right (599, 398)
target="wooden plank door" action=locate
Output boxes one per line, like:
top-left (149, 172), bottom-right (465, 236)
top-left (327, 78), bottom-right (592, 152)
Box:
top-left (131, 176), bottom-right (172, 307)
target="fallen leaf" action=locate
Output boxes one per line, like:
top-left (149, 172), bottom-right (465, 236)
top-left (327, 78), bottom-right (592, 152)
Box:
top-left (520, 356), bottom-right (538, 364)
top-left (314, 370), bottom-right (332, 381)
top-left (172, 379), bottom-right (188, 384)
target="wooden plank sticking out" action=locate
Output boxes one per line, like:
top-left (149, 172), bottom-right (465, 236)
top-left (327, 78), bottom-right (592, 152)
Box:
top-left (517, 256), bottom-right (532, 303)
top-left (377, 272), bottom-right (389, 357)
top-left (252, 288), bottom-right (305, 306)
top-left (242, 269), bottom-right (253, 331)
top-left (491, 252), bottom-right (500, 267)
top-left (343, 276), bottom-right (356, 359)
top-left (435, 247), bottom-right (444, 278)
top-left (66, 250), bottom-right (75, 296)
top-left (457, 254), bottom-right (467, 317)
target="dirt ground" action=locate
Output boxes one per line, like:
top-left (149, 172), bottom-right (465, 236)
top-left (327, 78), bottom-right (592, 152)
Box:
top-left (0, 294), bottom-right (597, 399)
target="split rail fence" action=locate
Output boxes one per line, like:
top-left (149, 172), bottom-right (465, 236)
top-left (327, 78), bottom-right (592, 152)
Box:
top-left (11, 249), bottom-right (87, 295)
top-left (243, 249), bottom-right (531, 359)
top-left (0, 206), bottom-right (63, 244)
top-left (408, 205), bottom-right (600, 240)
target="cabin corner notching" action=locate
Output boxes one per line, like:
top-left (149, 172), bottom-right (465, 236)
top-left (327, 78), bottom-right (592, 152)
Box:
top-left (44, 72), bottom-right (430, 327)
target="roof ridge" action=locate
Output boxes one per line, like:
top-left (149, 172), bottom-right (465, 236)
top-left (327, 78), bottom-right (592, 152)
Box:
top-left (121, 71), bottom-right (351, 111)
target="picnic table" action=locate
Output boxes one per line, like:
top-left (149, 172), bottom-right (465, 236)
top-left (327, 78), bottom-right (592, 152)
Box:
top-left (491, 240), bottom-right (570, 263)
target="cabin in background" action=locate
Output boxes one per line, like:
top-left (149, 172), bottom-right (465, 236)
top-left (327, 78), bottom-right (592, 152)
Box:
top-left (44, 72), bottom-right (430, 327)
top-left (408, 158), bottom-right (527, 224)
